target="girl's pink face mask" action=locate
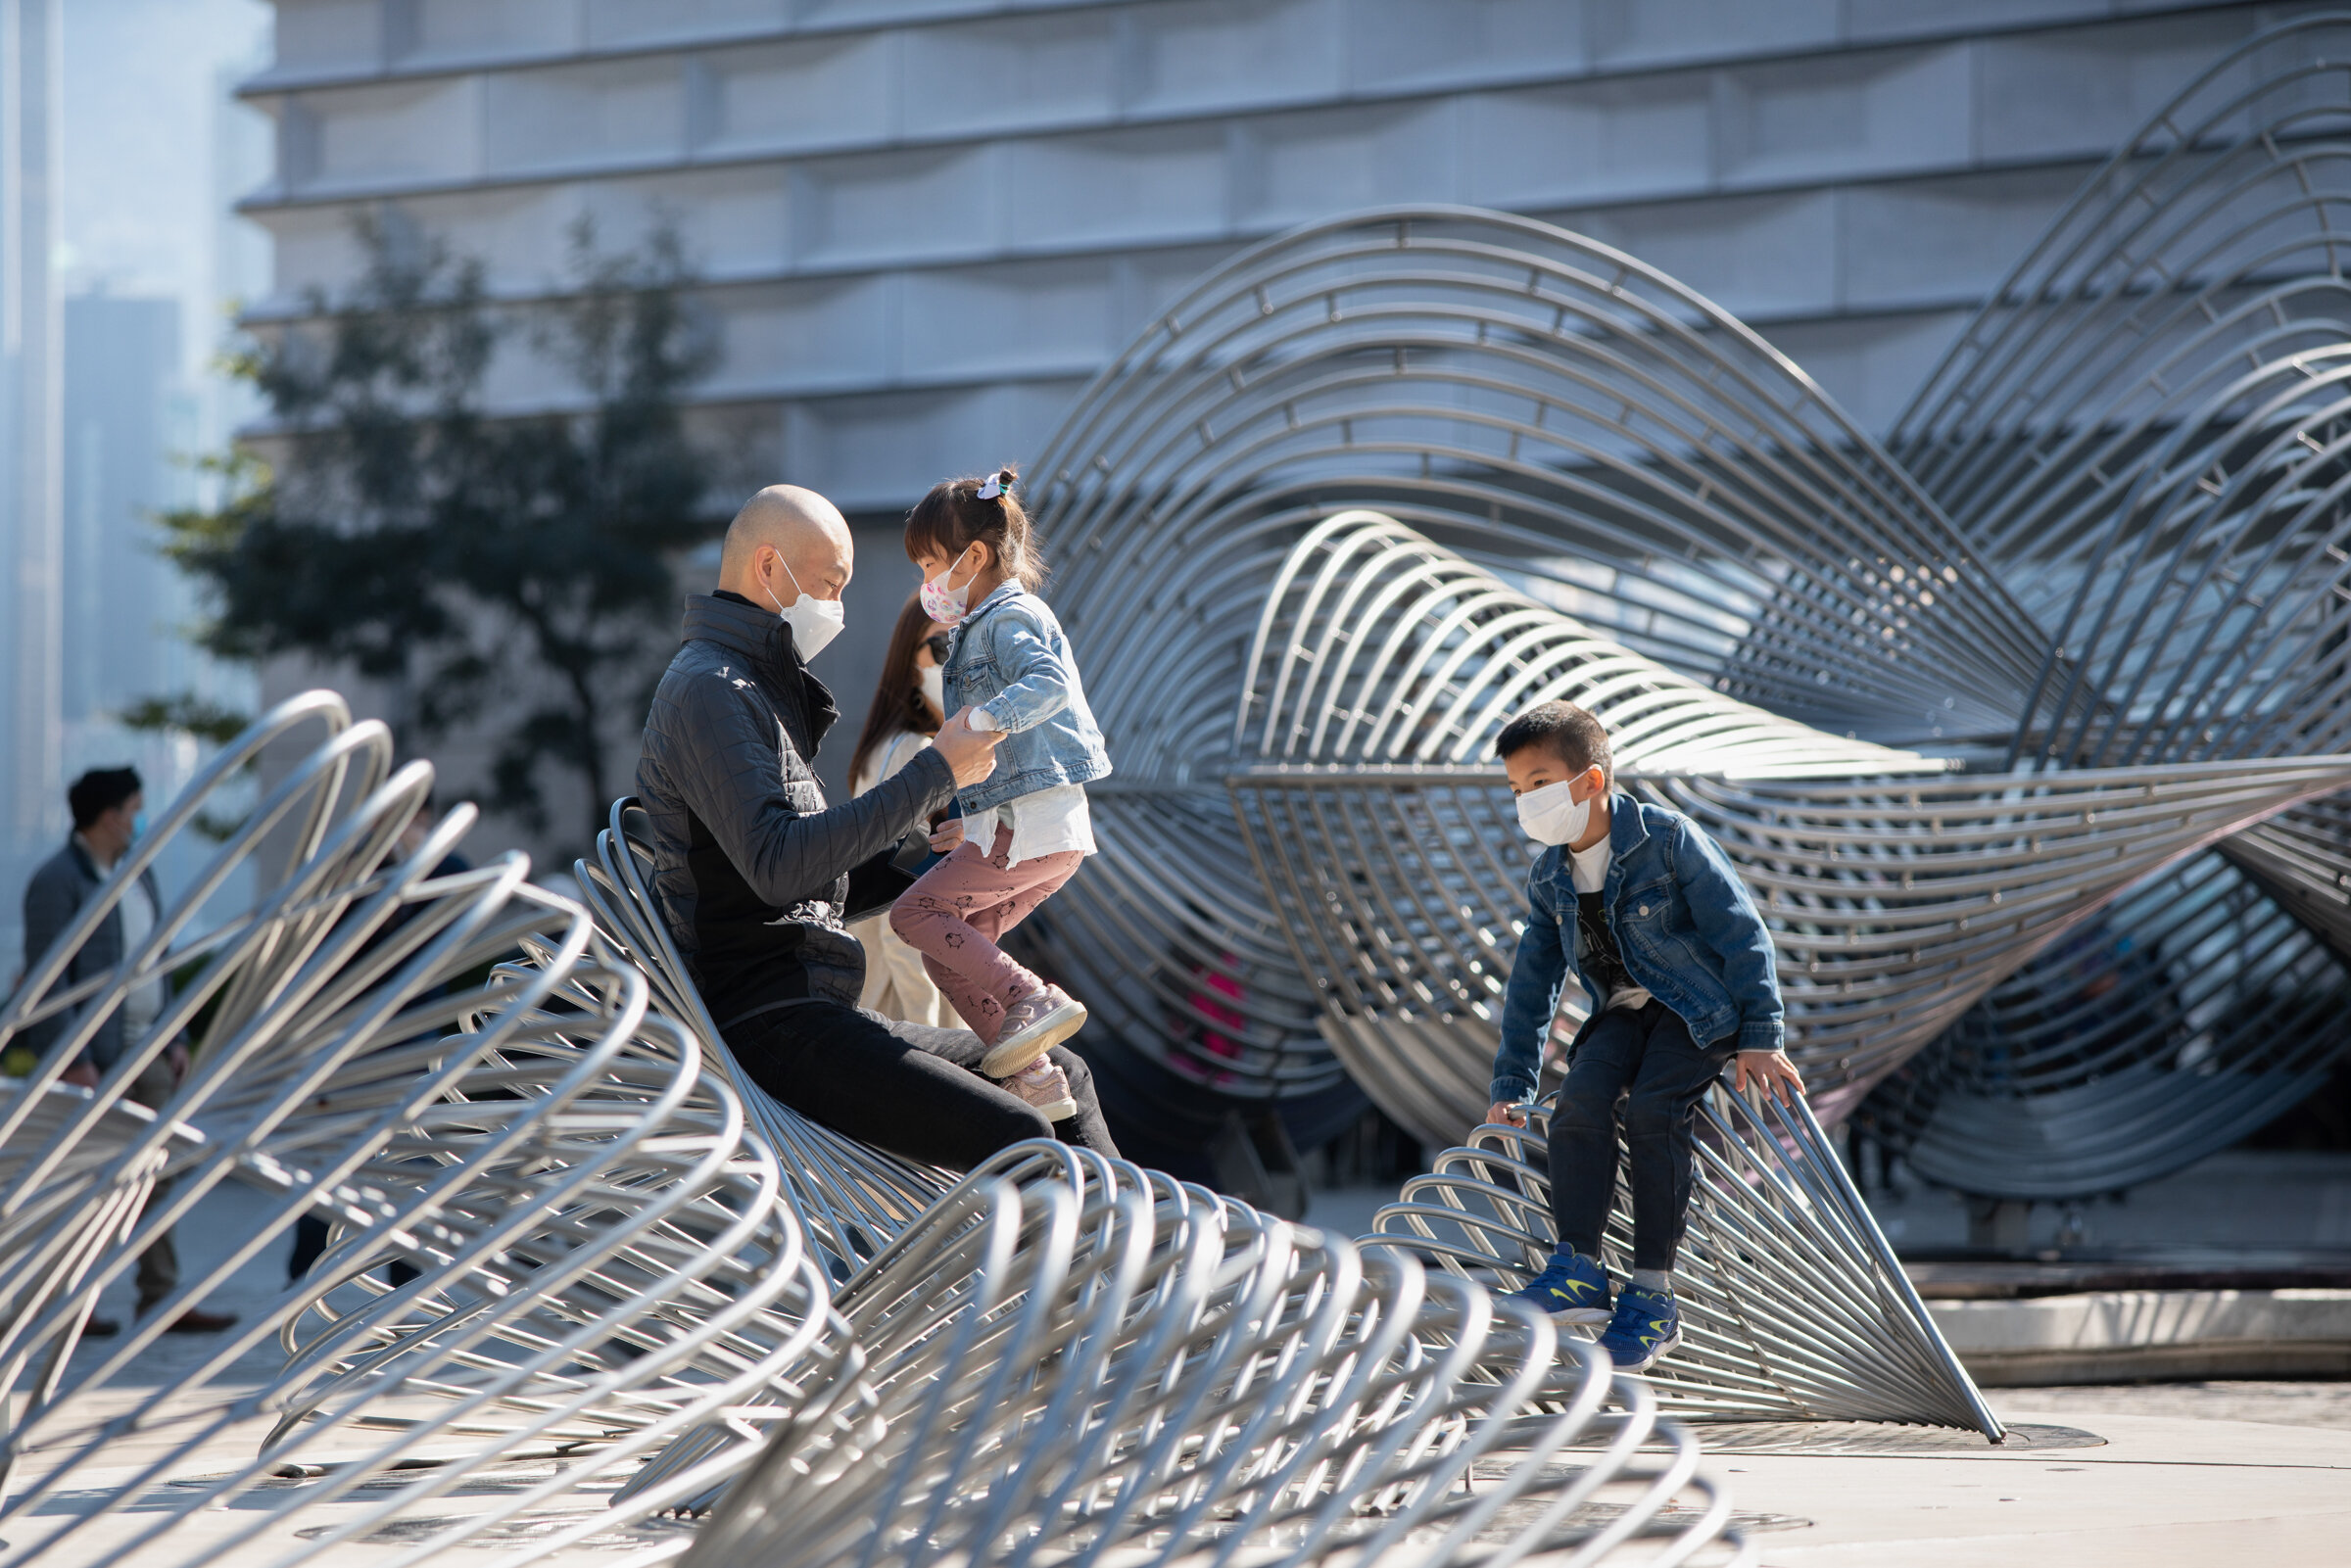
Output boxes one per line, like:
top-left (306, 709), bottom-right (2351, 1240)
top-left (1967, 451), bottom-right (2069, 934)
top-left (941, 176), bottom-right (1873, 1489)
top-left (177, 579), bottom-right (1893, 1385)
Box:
top-left (921, 544), bottom-right (983, 627)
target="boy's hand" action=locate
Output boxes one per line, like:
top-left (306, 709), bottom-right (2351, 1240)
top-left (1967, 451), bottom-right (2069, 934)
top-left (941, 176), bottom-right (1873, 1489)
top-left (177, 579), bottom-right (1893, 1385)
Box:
top-left (1733, 1049), bottom-right (1805, 1105)
top-left (1485, 1101), bottom-right (1529, 1129)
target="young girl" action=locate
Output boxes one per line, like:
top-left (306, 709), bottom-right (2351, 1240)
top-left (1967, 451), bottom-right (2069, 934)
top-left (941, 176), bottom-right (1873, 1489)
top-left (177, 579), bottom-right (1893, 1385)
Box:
top-left (844, 593), bottom-right (954, 1028)
top-left (889, 465), bottom-right (1111, 1120)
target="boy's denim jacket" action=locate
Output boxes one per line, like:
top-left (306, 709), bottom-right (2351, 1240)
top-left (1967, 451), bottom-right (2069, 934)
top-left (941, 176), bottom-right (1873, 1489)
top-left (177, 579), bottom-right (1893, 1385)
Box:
top-left (942, 581), bottom-right (1113, 812)
top-left (1489, 790), bottom-right (1783, 1105)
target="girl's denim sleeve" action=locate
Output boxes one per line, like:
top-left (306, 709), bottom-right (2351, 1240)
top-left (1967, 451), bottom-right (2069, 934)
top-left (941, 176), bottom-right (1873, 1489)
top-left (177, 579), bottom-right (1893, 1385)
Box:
top-left (1492, 891), bottom-right (1568, 1104)
top-left (977, 610), bottom-right (1076, 735)
top-left (1673, 817), bottom-right (1786, 1052)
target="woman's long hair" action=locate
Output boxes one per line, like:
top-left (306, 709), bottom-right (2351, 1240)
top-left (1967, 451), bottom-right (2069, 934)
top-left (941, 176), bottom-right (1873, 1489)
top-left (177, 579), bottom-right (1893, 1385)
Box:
top-left (849, 592), bottom-right (943, 791)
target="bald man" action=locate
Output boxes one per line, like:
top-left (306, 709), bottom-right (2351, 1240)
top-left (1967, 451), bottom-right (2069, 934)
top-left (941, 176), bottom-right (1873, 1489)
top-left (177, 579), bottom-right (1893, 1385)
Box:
top-left (637, 485), bottom-right (1121, 1168)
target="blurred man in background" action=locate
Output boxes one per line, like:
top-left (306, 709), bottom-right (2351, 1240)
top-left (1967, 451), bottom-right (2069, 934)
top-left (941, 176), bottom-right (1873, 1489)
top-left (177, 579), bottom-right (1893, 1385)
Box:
top-left (19, 767), bottom-right (235, 1334)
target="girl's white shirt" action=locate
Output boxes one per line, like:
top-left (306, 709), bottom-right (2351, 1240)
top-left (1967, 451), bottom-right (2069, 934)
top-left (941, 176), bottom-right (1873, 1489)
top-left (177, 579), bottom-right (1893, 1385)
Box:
top-left (857, 724), bottom-right (1095, 868)
top-left (963, 784), bottom-right (1094, 868)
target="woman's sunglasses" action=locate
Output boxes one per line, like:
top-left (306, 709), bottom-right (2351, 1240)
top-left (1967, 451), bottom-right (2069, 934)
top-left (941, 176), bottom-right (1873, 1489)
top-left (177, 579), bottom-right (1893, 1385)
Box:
top-left (923, 633), bottom-right (953, 662)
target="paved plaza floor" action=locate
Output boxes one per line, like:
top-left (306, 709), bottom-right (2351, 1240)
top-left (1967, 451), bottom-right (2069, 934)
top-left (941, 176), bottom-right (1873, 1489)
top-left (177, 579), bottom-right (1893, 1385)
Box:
top-left (14, 1161), bottom-right (2347, 1566)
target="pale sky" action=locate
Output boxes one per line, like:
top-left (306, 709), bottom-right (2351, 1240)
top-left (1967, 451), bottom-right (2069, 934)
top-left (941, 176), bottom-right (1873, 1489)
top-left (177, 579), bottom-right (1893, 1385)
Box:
top-left (59, 0), bottom-right (274, 385)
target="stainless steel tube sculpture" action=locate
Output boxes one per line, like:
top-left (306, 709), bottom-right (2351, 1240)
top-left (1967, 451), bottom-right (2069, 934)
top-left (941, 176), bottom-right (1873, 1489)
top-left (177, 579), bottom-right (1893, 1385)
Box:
top-left (684, 1140), bottom-right (1751, 1568)
top-left (1, 700), bottom-right (1762, 1564)
top-left (1225, 512), bottom-right (2351, 1143)
top-left (1368, 1088), bottom-right (1996, 1435)
top-left (1016, 203), bottom-right (2073, 1137)
top-left (0, 694), bottom-right (860, 1566)
top-left (1865, 13), bottom-right (2351, 1195)
top-left (573, 803), bottom-right (1761, 1557)
top-left (1018, 37), bottom-right (2351, 1191)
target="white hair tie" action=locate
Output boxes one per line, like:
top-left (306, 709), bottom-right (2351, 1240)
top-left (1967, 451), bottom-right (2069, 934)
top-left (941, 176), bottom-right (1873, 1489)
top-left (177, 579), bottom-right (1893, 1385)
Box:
top-left (976, 469), bottom-right (1011, 501)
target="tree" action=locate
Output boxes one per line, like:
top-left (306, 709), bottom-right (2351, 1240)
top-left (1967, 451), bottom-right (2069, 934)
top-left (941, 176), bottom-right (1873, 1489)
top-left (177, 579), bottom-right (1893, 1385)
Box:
top-left (154, 216), bottom-right (719, 845)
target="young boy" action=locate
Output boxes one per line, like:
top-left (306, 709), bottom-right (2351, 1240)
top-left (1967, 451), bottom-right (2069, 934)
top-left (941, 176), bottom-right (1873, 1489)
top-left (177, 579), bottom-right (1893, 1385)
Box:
top-left (1486, 700), bottom-right (1804, 1371)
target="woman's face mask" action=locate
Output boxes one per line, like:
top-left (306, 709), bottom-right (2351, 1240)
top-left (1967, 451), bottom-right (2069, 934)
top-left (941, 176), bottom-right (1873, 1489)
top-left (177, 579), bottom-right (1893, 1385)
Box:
top-left (1514, 776), bottom-right (1593, 846)
top-left (920, 544), bottom-right (984, 627)
top-left (918, 662), bottom-right (944, 715)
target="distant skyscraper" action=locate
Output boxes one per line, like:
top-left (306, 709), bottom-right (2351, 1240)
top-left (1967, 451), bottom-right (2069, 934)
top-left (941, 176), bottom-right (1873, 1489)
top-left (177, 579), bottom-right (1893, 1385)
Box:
top-left (1, 0), bottom-right (268, 964)
top-left (1, 0), bottom-right (64, 939)
top-left (62, 294), bottom-right (185, 731)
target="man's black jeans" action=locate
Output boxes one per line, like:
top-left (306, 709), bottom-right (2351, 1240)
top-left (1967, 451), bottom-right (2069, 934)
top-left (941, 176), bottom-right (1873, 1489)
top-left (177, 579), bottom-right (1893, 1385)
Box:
top-left (720, 999), bottom-right (1119, 1170)
top-left (1548, 999), bottom-right (1731, 1271)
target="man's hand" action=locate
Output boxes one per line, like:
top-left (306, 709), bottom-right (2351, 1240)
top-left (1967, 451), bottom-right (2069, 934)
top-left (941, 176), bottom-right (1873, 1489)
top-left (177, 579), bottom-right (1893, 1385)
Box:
top-left (933, 707), bottom-right (1004, 788)
top-left (929, 817), bottom-right (967, 854)
top-left (1485, 1100), bottom-right (1529, 1130)
top-left (60, 1062), bottom-right (98, 1089)
top-left (1733, 1048), bottom-right (1805, 1106)
top-left (167, 1040), bottom-right (191, 1085)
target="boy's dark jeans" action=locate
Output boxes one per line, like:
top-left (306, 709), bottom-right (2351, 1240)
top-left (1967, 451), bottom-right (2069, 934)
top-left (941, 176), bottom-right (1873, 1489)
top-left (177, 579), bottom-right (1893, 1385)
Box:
top-left (1548, 999), bottom-right (1732, 1271)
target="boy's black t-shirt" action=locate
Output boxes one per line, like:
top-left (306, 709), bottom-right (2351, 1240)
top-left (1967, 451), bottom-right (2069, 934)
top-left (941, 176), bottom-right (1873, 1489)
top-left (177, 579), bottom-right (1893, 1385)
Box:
top-left (1574, 891), bottom-right (1639, 1004)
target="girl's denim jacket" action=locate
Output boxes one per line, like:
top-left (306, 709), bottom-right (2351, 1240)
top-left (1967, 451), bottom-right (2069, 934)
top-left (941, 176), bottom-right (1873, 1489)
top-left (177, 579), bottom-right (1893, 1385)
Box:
top-left (942, 582), bottom-right (1113, 812)
top-left (1489, 791), bottom-right (1784, 1105)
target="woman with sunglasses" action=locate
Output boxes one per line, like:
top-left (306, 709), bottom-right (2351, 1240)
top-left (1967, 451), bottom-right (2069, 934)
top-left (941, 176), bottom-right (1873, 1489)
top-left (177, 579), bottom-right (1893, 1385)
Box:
top-left (843, 594), bottom-right (957, 1025)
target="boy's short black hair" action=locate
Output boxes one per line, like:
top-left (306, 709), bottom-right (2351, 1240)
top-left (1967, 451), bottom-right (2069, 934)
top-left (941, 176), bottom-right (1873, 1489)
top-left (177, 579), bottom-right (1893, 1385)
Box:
top-left (69, 766), bottom-right (142, 830)
top-left (1494, 701), bottom-right (1611, 782)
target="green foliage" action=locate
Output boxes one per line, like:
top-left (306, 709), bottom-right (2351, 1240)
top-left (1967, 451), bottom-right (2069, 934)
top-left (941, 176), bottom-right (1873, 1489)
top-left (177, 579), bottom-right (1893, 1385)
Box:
top-left (154, 215), bottom-right (719, 845)
top-left (120, 693), bottom-right (257, 840)
top-left (120, 693), bottom-right (253, 746)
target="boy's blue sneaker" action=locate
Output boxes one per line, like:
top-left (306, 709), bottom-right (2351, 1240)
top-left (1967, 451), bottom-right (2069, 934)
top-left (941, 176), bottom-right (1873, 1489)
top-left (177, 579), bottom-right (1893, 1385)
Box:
top-left (1597, 1286), bottom-right (1683, 1372)
top-left (1506, 1252), bottom-right (1613, 1326)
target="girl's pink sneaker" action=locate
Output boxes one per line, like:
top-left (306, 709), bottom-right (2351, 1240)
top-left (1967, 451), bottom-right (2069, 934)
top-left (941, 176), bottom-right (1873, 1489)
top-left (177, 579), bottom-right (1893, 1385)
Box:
top-left (1006, 1056), bottom-right (1078, 1121)
top-left (983, 984), bottom-right (1087, 1076)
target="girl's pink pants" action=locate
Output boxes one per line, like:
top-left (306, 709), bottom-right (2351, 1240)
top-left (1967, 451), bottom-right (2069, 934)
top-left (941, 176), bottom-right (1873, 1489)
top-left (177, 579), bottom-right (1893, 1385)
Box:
top-left (888, 823), bottom-right (1081, 1048)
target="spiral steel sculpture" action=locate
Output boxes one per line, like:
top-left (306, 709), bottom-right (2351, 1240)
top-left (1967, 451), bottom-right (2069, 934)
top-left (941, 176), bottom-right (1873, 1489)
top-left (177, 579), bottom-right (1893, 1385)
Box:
top-left (999, 16), bottom-right (2351, 1199)
top-left (1861, 13), bottom-right (2351, 1195)
top-left (1, 695), bottom-right (1763, 1566)
top-left (1011, 202), bottom-right (2077, 1153)
top-left (1225, 512), bottom-right (2351, 1135)
top-left (0, 694), bottom-right (860, 1565)
top-left (686, 1141), bottom-right (1750, 1568)
top-left (1369, 1087), bottom-right (1994, 1435)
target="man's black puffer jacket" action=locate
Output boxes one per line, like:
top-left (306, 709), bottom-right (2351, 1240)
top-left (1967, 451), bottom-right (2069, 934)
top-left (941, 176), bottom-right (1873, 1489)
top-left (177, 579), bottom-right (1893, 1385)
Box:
top-left (637, 593), bottom-right (956, 1019)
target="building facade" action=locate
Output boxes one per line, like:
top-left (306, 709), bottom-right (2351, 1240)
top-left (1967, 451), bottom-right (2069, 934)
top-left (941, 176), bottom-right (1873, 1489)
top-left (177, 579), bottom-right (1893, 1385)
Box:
top-left (232, 0), bottom-right (2319, 819)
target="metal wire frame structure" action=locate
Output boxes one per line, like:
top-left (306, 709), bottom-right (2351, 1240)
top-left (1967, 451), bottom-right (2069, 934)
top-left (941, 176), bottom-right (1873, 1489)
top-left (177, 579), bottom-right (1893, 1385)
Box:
top-left (1223, 512), bottom-right (2351, 1135)
top-left (0, 693), bottom-right (1768, 1568)
top-left (0, 693), bottom-right (867, 1567)
top-left (683, 1140), bottom-right (1751, 1568)
top-left (1013, 202), bottom-right (2078, 1143)
top-left (1367, 1087), bottom-right (1995, 1436)
top-left (1858, 13), bottom-right (2351, 1195)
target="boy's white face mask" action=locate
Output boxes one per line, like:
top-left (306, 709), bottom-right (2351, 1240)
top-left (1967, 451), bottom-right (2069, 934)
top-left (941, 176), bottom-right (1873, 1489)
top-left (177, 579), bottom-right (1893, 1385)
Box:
top-left (1515, 777), bottom-right (1592, 846)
